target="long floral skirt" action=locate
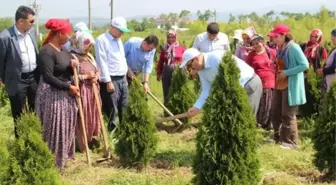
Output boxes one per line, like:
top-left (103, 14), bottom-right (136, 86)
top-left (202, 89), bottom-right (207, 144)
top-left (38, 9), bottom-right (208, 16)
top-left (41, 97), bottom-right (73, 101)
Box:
top-left (35, 78), bottom-right (78, 171)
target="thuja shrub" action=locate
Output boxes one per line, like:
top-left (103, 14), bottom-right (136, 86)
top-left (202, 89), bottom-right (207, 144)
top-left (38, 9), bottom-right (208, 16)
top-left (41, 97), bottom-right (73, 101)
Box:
top-left (193, 53), bottom-right (260, 185)
top-left (312, 82), bottom-right (336, 179)
top-left (166, 68), bottom-right (197, 124)
top-left (0, 83), bottom-right (9, 108)
top-left (0, 112), bottom-right (63, 185)
top-left (115, 79), bottom-right (158, 169)
top-left (300, 67), bottom-right (322, 118)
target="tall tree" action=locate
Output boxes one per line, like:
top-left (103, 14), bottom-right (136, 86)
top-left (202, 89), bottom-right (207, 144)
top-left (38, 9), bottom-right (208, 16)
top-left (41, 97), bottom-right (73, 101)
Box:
top-left (193, 53), bottom-right (260, 185)
top-left (179, 10), bottom-right (191, 19)
top-left (312, 82), bottom-right (336, 179)
top-left (228, 13), bottom-right (236, 23)
top-left (115, 79), bottom-right (158, 169)
top-left (197, 9), bottom-right (214, 22)
top-left (0, 112), bottom-right (63, 184)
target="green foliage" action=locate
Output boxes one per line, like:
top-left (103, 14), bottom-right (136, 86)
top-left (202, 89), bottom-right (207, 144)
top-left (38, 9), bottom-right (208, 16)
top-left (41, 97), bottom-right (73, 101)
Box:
top-left (166, 68), bottom-right (197, 124)
top-left (0, 112), bottom-right (63, 185)
top-left (300, 67), bottom-right (322, 118)
top-left (0, 18), bottom-right (13, 32)
top-left (0, 83), bottom-right (9, 108)
top-left (193, 76), bottom-right (201, 96)
top-left (115, 79), bottom-right (158, 169)
top-left (193, 53), bottom-right (260, 185)
top-left (197, 9), bottom-right (215, 22)
top-left (312, 82), bottom-right (336, 179)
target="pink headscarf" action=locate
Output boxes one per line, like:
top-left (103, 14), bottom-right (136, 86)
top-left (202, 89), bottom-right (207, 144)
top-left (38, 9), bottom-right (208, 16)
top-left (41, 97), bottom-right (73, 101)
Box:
top-left (163, 29), bottom-right (180, 65)
top-left (304, 29), bottom-right (323, 60)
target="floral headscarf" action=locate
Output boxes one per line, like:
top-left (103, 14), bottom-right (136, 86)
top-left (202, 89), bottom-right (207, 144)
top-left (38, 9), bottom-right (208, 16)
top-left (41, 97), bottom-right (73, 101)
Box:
top-left (69, 31), bottom-right (95, 54)
top-left (163, 29), bottom-right (179, 65)
top-left (304, 29), bottom-right (323, 60)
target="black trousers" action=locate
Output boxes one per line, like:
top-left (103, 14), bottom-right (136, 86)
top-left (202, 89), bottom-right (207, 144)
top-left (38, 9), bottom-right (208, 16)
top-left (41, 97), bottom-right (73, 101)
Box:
top-left (100, 76), bottom-right (128, 132)
top-left (8, 72), bottom-right (37, 137)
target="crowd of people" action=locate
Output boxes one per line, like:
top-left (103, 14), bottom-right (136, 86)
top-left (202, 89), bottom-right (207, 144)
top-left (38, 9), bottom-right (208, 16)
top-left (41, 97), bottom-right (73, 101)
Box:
top-left (0, 5), bottom-right (335, 171)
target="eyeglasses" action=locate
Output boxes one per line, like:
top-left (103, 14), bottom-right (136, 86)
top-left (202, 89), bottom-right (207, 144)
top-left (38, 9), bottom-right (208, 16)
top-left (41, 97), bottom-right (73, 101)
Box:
top-left (310, 35), bottom-right (318, 39)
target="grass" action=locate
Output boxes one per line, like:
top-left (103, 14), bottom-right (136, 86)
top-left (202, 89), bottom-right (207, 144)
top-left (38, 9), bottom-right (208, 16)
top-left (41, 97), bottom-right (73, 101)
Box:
top-left (0, 75), bottom-right (335, 185)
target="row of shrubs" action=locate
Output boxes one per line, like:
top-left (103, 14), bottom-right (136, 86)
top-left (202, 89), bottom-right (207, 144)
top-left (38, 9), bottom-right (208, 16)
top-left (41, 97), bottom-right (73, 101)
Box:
top-left (0, 52), bottom-right (334, 184)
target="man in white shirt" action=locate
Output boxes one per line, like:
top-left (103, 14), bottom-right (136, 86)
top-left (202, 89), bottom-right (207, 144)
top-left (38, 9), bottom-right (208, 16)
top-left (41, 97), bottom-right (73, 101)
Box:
top-left (179, 48), bottom-right (262, 117)
top-left (0, 6), bottom-right (39, 137)
top-left (192, 22), bottom-right (230, 53)
top-left (95, 17), bottom-right (130, 131)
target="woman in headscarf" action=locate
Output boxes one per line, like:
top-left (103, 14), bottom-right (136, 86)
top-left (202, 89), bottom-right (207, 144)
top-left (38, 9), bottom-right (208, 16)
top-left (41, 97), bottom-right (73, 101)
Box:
top-left (35, 19), bottom-right (79, 171)
top-left (317, 28), bottom-right (336, 94)
top-left (69, 30), bottom-right (101, 152)
top-left (266, 35), bottom-right (278, 54)
top-left (268, 24), bottom-right (309, 149)
top-left (156, 29), bottom-right (186, 105)
top-left (246, 34), bottom-right (276, 130)
top-left (235, 26), bottom-right (255, 61)
top-left (301, 29), bottom-right (328, 72)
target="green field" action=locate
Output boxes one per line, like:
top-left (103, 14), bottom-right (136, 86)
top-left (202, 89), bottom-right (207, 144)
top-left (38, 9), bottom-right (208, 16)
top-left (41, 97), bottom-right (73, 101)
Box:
top-left (0, 75), bottom-right (334, 185)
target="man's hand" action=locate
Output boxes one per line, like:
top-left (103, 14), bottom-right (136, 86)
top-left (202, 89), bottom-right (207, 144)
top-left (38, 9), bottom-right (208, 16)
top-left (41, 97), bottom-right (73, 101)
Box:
top-left (143, 82), bottom-right (150, 93)
top-left (188, 107), bottom-right (200, 117)
top-left (106, 82), bottom-right (115, 93)
top-left (127, 69), bottom-right (136, 81)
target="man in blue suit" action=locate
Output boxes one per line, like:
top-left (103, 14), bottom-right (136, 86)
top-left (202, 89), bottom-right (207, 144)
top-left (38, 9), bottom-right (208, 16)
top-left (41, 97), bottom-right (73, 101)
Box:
top-left (0, 6), bottom-right (40, 137)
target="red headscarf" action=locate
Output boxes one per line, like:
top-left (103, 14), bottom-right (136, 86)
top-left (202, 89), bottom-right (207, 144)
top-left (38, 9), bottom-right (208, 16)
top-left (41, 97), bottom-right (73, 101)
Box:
top-left (304, 29), bottom-right (323, 60)
top-left (42, 19), bottom-right (72, 46)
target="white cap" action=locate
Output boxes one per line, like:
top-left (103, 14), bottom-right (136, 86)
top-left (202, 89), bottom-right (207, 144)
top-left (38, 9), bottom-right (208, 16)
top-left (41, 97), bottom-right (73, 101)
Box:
top-left (74, 22), bottom-right (92, 33)
top-left (180, 48), bottom-right (201, 68)
top-left (232, 29), bottom-right (243, 41)
top-left (111, 17), bottom-right (130, 33)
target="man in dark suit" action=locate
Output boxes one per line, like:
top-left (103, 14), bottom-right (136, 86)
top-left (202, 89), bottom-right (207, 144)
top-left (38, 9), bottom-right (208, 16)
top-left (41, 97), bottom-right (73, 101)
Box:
top-left (0, 6), bottom-right (40, 137)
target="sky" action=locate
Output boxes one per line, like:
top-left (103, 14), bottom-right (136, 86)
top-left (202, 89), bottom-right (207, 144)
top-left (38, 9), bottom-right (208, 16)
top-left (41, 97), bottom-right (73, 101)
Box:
top-left (0, 0), bottom-right (335, 19)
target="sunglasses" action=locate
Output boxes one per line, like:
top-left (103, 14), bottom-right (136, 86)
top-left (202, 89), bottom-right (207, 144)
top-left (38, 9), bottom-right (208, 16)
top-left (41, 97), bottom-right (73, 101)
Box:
top-left (24, 19), bottom-right (34, 24)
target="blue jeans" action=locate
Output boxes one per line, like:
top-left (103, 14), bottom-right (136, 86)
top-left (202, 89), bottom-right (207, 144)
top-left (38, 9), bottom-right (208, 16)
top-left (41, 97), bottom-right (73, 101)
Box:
top-left (100, 76), bottom-right (128, 131)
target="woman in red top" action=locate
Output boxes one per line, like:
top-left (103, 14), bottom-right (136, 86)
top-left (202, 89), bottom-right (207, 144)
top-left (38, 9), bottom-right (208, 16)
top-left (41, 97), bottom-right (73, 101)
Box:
top-left (157, 29), bottom-right (186, 105)
top-left (246, 34), bottom-right (275, 130)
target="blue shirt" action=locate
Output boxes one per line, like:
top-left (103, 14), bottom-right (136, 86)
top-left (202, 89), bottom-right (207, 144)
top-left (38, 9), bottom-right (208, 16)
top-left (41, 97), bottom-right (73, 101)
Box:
top-left (94, 31), bottom-right (128, 82)
top-left (194, 51), bottom-right (255, 109)
top-left (124, 37), bottom-right (155, 74)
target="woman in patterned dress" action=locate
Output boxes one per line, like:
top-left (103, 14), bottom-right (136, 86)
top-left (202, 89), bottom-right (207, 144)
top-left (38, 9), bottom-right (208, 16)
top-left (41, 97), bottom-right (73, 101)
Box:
top-left (69, 30), bottom-right (101, 152)
top-left (35, 19), bottom-right (79, 171)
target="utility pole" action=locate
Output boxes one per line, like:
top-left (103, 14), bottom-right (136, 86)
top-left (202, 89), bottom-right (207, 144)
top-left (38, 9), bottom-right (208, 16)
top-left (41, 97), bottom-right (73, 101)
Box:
top-left (31, 0), bottom-right (41, 39)
top-left (214, 9), bottom-right (217, 22)
top-left (110, 0), bottom-right (114, 20)
top-left (88, 0), bottom-right (92, 30)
